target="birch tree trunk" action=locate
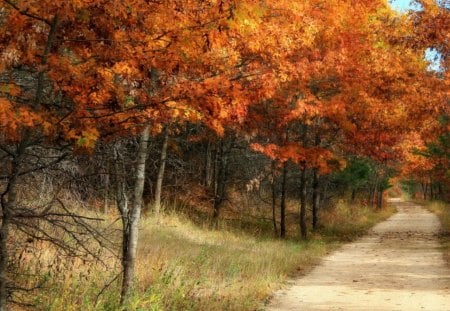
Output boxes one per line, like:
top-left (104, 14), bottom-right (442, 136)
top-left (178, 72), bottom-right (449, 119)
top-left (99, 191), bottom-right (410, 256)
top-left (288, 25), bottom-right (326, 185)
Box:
top-left (120, 125), bottom-right (150, 304)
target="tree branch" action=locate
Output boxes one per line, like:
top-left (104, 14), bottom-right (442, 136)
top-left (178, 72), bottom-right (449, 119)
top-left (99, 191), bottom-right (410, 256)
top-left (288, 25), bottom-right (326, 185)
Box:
top-left (2, 0), bottom-right (51, 25)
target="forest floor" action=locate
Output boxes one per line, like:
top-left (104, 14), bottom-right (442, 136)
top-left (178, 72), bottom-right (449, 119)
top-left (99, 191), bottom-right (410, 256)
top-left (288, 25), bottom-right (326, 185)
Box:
top-left (266, 198), bottom-right (450, 311)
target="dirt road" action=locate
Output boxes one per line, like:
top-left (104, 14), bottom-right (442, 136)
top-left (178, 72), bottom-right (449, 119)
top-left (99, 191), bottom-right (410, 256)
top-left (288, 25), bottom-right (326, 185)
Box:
top-left (267, 199), bottom-right (450, 311)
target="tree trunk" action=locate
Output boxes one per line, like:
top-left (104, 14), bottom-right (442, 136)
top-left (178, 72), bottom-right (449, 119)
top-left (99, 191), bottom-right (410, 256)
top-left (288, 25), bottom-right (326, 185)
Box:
top-left (211, 138), bottom-right (233, 228)
top-left (429, 178), bottom-right (434, 201)
top-left (0, 150), bottom-right (22, 311)
top-left (421, 182), bottom-right (427, 200)
top-left (154, 127), bottom-right (169, 218)
top-left (299, 124), bottom-right (308, 240)
top-left (368, 185), bottom-right (375, 207)
top-left (299, 168), bottom-right (308, 239)
top-left (103, 161), bottom-right (110, 214)
top-left (376, 188), bottom-right (383, 209)
top-left (0, 207), bottom-right (10, 311)
top-left (212, 140), bottom-right (226, 228)
top-left (312, 168), bottom-right (319, 231)
top-left (271, 161), bottom-right (278, 237)
top-left (351, 188), bottom-right (356, 203)
top-left (371, 175), bottom-right (379, 207)
top-left (205, 140), bottom-right (213, 188)
top-left (311, 127), bottom-right (321, 231)
top-left (280, 162), bottom-right (287, 238)
top-left (120, 125), bottom-right (150, 304)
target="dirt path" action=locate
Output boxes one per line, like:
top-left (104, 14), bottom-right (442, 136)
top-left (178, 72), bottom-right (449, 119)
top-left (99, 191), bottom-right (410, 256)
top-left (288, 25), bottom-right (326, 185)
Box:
top-left (267, 199), bottom-right (450, 310)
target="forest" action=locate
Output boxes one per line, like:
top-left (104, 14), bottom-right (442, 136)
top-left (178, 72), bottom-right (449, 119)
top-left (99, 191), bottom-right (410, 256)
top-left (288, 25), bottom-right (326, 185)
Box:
top-left (0, 0), bottom-right (449, 310)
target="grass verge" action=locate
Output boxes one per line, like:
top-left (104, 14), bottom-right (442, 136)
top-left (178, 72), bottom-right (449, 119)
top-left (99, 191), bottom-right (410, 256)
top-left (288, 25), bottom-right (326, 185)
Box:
top-left (16, 202), bottom-right (395, 311)
top-left (424, 201), bottom-right (450, 267)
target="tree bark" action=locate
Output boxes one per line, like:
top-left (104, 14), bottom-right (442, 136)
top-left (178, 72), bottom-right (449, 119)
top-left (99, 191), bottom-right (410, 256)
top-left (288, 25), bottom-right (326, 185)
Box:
top-left (154, 127), bottom-right (169, 218)
top-left (299, 124), bottom-right (308, 240)
top-left (421, 182), bottom-right (427, 200)
top-left (212, 141), bottom-right (226, 228)
top-left (205, 140), bottom-right (213, 188)
top-left (0, 146), bottom-right (22, 311)
top-left (34, 15), bottom-right (59, 107)
top-left (312, 168), bottom-right (319, 231)
top-left (371, 175), bottom-right (379, 207)
top-left (103, 161), bottom-right (110, 214)
top-left (0, 207), bottom-right (10, 311)
top-left (368, 185), bottom-right (375, 207)
top-left (120, 125), bottom-right (150, 304)
top-left (351, 188), bottom-right (356, 203)
top-left (311, 128), bottom-right (321, 231)
top-left (271, 161), bottom-right (278, 237)
top-left (429, 178), bottom-right (434, 201)
top-left (376, 188), bottom-right (383, 209)
top-left (299, 167), bottom-right (308, 239)
top-left (280, 162), bottom-right (287, 238)
top-left (211, 138), bottom-right (232, 228)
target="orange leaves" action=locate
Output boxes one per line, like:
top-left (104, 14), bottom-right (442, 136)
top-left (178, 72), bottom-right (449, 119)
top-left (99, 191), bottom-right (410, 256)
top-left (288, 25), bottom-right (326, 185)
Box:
top-left (251, 142), bottom-right (338, 172)
top-left (0, 97), bottom-right (52, 142)
top-left (0, 0), bottom-right (445, 163)
top-left (0, 83), bottom-right (21, 97)
top-left (111, 61), bottom-right (139, 77)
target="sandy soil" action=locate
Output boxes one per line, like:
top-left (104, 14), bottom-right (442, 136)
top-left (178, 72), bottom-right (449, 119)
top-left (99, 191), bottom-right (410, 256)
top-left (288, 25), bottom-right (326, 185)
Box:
top-left (267, 199), bottom-right (450, 311)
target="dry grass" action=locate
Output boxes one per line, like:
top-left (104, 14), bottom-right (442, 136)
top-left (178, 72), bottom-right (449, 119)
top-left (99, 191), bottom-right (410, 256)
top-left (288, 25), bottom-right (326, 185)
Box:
top-left (425, 201), bottom-right (450, 267)
top-left (11, 201), bottom-right (395, 311)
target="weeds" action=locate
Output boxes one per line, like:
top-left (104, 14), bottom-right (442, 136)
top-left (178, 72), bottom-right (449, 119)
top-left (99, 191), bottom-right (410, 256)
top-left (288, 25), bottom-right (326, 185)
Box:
top-left (425, 201), bottom-right (450, 267)
top-left (12, 201), bottom-right (395, 311)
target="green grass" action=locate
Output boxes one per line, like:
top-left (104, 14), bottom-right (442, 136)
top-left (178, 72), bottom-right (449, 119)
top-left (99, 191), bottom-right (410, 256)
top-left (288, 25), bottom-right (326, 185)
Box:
top-left (424, 201), bottom-right (450, 267)
top-left (16, 201), bottom-right (395, 311)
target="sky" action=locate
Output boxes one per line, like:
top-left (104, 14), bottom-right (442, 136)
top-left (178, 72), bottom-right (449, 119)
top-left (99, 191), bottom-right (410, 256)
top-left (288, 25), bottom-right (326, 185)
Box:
top-left (389, 0), bottom-right (422, 12)
top-left (388, 0), bottom-right (443, 71)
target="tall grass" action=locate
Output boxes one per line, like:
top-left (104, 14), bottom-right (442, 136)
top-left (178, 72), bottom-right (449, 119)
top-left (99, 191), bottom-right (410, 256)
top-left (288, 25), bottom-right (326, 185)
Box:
top-left (13, 201), bottom-right (395, 311)
top-left (426, 201), bottom-right (450, 267)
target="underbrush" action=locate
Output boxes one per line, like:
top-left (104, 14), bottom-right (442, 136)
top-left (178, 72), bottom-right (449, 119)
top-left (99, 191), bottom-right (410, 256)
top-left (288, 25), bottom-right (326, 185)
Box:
top-left (425, 201), bottom-right (450, 267)
top-left (318, 201), bottom-right (396, 241)
top-left (12, 201), bottom-right (395, 311)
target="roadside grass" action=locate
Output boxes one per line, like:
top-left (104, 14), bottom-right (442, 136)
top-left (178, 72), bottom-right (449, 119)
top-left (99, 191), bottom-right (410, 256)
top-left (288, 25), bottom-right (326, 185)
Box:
top-left (424, 201), bottom-right (450, 267)
top-left (14, 201), bottom-right (395, 311)
top-left (317, 201), bottom-right (396, 242)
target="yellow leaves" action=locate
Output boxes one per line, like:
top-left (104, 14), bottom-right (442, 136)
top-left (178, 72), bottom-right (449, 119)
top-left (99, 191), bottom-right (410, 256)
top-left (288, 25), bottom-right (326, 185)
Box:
top-left (66, 126), bottom-right (100, 149)
top-left (97, 68), bottom-right (114, 83)
top-left (227, 1), bottom-right (264, 33)
top-left (112, 61), bottom-right (139, 76)
top-left (77, 128), bottom-right (99, 149)
top-left (210, 119), bottom-right (225, 136)
top-left (89, 89), bottom-right (112, 106)
top-left (301, 23), bottom-right (320, 48)
top-left (166, 100), bottom-right (202, 122)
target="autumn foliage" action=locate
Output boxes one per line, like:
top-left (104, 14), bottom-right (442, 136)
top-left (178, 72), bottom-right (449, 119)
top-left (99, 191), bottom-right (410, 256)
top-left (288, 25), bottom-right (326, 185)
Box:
top-left (0, 0), bottom-right (448, 307)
